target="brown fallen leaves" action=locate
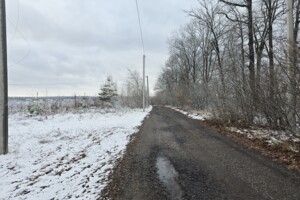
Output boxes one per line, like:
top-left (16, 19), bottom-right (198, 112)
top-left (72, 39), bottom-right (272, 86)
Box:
top-left (203, 120), bottom-right (300, 171)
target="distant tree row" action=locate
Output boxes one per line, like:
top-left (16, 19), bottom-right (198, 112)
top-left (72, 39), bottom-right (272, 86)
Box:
top-left (154, 0), bottom-right (300, 132)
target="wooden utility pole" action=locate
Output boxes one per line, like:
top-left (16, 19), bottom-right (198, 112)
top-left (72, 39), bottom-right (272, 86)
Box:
top-left (0, 0), bottom-right (8, 155)
top-left (146, 75), bottom-right (149, 106)
top-left (143, 55), bottom-right (145, 112)
top-left (287, 0), bottom-right (296, 129)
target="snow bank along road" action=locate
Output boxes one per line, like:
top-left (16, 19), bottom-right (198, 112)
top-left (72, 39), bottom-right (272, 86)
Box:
top-left (0, 108), bottom-right (151, 200)
top-left (101, 106), bottom-right (300, 200)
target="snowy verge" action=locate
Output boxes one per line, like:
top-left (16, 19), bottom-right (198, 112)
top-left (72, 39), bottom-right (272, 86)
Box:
top-left (0, 106), bottom-right (152, 200)
top-left (166, 106), bottom-right (212, 121)
top-left (227, 127), bottom-right (300, 152)
top-left (167, 106), bottom-right (300, 153)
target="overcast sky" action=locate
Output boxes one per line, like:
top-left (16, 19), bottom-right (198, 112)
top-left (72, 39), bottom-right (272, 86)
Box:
top-left (6, 0), bottom-right (197, 97)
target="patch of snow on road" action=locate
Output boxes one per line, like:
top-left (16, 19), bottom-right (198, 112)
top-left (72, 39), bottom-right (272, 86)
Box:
top-left (0, 106), bottom-right (152, 200)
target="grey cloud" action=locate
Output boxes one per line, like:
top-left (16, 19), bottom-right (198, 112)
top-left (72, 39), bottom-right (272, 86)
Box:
top-left (6, 0), bottom-right (198, 96)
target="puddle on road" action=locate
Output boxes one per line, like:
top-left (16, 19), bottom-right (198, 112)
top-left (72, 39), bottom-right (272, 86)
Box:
top-left (156, 156), bottom-right (183, 200)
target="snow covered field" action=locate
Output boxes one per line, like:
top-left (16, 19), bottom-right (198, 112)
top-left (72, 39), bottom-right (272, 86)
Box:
top-left (0, 107), bottom-right (152, 200)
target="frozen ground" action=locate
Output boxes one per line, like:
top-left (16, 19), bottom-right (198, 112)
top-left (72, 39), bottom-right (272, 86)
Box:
top-left (168, 106), bottom-right (300, 153)
top-left (0, 107), bottom-right (152, 200)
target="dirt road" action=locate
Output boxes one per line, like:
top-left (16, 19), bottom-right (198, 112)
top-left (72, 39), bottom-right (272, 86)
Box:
top-left (101, 106), bottom-right (300, 200)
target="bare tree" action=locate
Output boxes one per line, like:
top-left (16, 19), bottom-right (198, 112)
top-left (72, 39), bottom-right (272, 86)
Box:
top-left (120, 70), bottom-right (143, 108)
top-left (220, 0), bottom-right (257, 110)
top-left (189, 0), bottom-right (228, 114)
top-left (153, 0), bottom-right (300, 130)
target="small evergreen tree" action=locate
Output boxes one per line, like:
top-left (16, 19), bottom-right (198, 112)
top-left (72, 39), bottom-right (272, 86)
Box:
top-left (98, 76), bottom-right (117, 104)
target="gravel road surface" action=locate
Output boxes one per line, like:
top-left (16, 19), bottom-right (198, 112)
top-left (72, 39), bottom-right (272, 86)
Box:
top-left (101, 106), bottom-right (300, 200)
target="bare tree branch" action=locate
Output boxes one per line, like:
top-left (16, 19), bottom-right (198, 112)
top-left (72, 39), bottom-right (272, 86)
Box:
top-left (219, 0), bottom-right (247, 8)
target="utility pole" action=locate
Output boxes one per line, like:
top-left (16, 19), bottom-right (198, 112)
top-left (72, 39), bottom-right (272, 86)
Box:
top-left (45, 89), bottom-right (48, 108)
top-left (143, 55), bottom-right (145, 112)
top-left (36, 92), bottom-right (39, 106)
top-left (287, 0), bottom-right (296, 130)
top-left (135, 0), bottom-right (145, 111)
top-left (146, 75), bottom-right (149, 107)
top-left (0, 0), bottom-right (8, 155)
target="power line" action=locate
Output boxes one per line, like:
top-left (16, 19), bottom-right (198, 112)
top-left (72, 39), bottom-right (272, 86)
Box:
top-left (6, 0), bottom-right (31, 68)
top-left (135, 0), bottom-right (145, 54)
top-left (8, 0), bottom-right (19, 45)
top-left (7, 17), bottom-right (31, 68)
